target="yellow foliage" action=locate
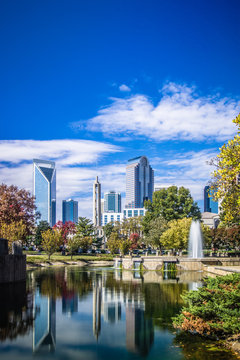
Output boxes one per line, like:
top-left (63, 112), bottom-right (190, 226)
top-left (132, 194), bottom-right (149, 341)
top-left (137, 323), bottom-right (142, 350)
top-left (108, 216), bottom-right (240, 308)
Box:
top-left (0, 220), bottom-right (27, 249)
top-left (212, 113), bottom-right (240, 224)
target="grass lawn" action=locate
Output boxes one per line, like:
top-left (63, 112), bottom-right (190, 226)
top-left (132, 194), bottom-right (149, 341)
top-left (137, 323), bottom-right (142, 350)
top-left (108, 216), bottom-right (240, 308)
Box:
top-left (25, 252), bottom-right (114, 264)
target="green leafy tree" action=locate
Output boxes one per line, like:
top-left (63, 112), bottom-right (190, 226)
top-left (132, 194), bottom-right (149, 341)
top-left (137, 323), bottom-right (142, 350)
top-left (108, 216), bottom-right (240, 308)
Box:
top-left (107, 232), bottom-right (121, 254)
top-left (35, 221), bottom-right (51, 247)
top-left (211, 113), bottom-right (240, 225)
top-left (41, 228), bottom-right (62, 260)
top-left (103, 222), bottom-right (114, 240)
top-left (142, 186), bottom-right (201, 236)
top-left (67, 236), bottom-right (81, 259)
top-left (76, 217), bottom-right (94, 237)
top-left (76, 236), bottom-right (93, 253)
top-left (173, 273), bottom-right (240, 338)
top-left (145, 216), bottom-right (168, 249)
top-left (119, 239), bottom-right (131, 255)
top-left (160, 218), bottom-right (192, 251)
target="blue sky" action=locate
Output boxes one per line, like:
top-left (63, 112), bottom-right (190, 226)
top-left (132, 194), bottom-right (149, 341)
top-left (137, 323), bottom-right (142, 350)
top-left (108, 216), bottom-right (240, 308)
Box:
top-left (0, 0), bottom-right (240, 220)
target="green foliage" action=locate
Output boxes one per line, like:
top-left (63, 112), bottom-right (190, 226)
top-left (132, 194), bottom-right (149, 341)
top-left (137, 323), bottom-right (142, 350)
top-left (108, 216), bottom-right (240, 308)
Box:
top-left (41, 228), bottom-right (62, 260)
top-left (211, 113), bottom-right (240, 225)
top-left (173, 274), bottom-right (240, 339)
top-left (119, 238), bottom-right (131, 255)
top-left (160, 217), bottom-right (192, 250)
top-left (201, 223), bottom-right (212, 249)
top-left (75, 236), bottom-right (92, 252)
top-left (103, 222), bottom-right (114, 239)
top-left (35, 220), bottom-right (51, 247)
top-left (145, 216), bottom-right (168, 248)
top-left (107, 232), bottom-right (121, 254)
top-left (67, 236), bottom-right (81, 259)
top-left (142, 186), bottom-right (201, 236)
top-left (75, 217), bottom-right (94, 237)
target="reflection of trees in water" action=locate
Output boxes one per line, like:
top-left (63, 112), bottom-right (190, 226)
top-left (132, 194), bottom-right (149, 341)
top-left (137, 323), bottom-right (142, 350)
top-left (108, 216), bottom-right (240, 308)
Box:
top-left (105, 272), bottom-right (187, 329)
top-left (0, 281), bottom-right (34, 341)
top-left (144, 283), bottom-right (187, 329)
top-left (32, 268), bottom-right (93, 300)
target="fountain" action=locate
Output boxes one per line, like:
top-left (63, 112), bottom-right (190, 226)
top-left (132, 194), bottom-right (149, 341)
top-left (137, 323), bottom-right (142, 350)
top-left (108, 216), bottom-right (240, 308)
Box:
top-left (188, 220), bottom-right (203, 258)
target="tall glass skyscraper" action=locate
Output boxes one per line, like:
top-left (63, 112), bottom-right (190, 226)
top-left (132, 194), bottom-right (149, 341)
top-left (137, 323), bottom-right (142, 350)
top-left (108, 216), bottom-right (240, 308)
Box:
top-left (125, 156), bottom-right (154, 209)
top-left (204, 185), bottom-right (218, 213)
top-left (104, 191), bottom-right (121, 213)
top-left (33, 159), bottom-right (56, 226)
top-left (62, 199), bottom-right (78, 224)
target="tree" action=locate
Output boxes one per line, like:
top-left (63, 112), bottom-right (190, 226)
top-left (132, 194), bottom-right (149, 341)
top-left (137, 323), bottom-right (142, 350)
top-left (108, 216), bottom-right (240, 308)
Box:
top-left (211, 113), bottom-right (240, 225)
top-left (129, 233), bottom-right (139, 250)
top-left (119, 238), bottom-right (131, 255)
top-left (103, 222), bottom-right (114, 240)
top-left (75, 217), bottom-right (94, 237)
top-left (53, 221), bottom-right (76, 246)
top-left (145, 217), bottom-right (168, 249)
top-left (0, 183), bottom-right (37, 239)
top-left (142, 186), bottom-right (201, 236)
top-left (0, 220), bottom-right (27, 250)
top-left (107, 232), bottom-right (121, 254)
top-left (160, 218), bottom-right (192, 251)
top-left (35, 221), bottom-right (51, 247)
top-left (67, 236), bottom-right (81, 259)
top-left (173, 273), bottom-right (240, 339)
top-left (75, 236), bottom-right (92, 253)
top-left (41, 228), bottom-right (62, 260)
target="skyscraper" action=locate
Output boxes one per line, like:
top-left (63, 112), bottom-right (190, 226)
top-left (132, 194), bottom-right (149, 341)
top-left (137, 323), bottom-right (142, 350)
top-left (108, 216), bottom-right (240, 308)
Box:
top-left (33, 159), bottom-right (56, 226)
top-left (93, 176), bottom-right (101, 226)
top-left (125, 156), bottom-right (154, 209)
top-left (62, 199), bottom-right (78, 224)
top-left (104, 191), bottom-right (121, 213)
top-left (204, 186), bottom-right (218, 213)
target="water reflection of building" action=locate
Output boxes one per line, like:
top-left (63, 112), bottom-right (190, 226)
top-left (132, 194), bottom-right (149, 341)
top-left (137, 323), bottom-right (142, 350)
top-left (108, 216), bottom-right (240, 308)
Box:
top-left (91, 270), bottom-right (154, 357)
top-left (33, 291), bottom-right (56, 353)
top-left (93, 276), bottom-right (102, 340)
top-left (62, 294), bottom-right (78, 316)
top-left (126, 306), bottom-right (154, 357)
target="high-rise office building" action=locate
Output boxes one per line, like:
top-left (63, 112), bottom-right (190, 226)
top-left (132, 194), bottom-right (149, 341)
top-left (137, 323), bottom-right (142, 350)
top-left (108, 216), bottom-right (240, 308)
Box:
top-left (62, 199), bottom-right (78, 224)
top-left (204, 186), bottom-right (218, 213)
top-left (125, 156), bottom-right (154, 209)
top-left (33, 159), bottom-right (56, 226)
top-left (104, 191), bottom-right (121, 213)
top-left (93, 176), bottom-right (101, 226)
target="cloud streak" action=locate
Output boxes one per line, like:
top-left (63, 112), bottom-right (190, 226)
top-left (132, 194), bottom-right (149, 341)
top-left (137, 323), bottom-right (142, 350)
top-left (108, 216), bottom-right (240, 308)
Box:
top-left (0, 139), bottom-right (123, 219)
top-left (83, 82), bottom-right (239, 142)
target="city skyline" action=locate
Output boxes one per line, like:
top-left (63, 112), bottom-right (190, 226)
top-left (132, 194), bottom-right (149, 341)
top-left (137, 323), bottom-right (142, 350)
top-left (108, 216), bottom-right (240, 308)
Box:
top-left (0, 0), bottom-right (240, 219)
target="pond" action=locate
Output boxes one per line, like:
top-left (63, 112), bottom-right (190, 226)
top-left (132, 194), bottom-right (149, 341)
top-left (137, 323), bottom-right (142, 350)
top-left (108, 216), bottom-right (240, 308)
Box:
top-left (0, 267), bottom-right (238, 360)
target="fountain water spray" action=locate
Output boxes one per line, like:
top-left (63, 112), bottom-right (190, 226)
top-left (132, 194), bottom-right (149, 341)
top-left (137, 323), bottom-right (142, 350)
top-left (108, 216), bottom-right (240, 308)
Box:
top-left (188, 220), bottom-right (203, 258)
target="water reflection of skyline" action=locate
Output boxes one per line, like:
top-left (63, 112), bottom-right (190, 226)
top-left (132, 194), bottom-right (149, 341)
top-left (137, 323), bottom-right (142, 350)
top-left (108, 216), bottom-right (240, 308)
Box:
top-left (0, 268), bottom-right (208, 360)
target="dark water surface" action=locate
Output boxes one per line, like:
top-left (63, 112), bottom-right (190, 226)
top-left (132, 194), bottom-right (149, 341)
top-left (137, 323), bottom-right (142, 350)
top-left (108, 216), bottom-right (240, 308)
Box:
top-left (0, 267), bottom-right (238, 360)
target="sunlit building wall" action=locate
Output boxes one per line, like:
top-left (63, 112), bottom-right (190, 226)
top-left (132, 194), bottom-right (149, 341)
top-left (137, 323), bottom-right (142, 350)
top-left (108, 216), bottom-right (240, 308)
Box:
top-left (33, 159), bottom-right (56, 226)
top-left (125, 156), bottom-right (154, 209)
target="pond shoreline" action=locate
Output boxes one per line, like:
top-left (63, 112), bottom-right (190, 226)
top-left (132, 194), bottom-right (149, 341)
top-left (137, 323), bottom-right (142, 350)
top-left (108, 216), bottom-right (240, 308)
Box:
top-left (27, 259), bottom-right (114, 269)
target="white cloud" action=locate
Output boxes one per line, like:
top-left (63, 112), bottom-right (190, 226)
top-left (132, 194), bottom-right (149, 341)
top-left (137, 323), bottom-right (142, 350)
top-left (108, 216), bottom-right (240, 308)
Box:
top-left (85, 82), bottom-right (239, 142)
top-left (0, 139), bottom-right (120, 165)
top-left (154, 149), bottom-right (218, 201)
top-left (119, 84), bottom-right (131, 92)
top-left (0, 140), bottom-right (123, 220)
